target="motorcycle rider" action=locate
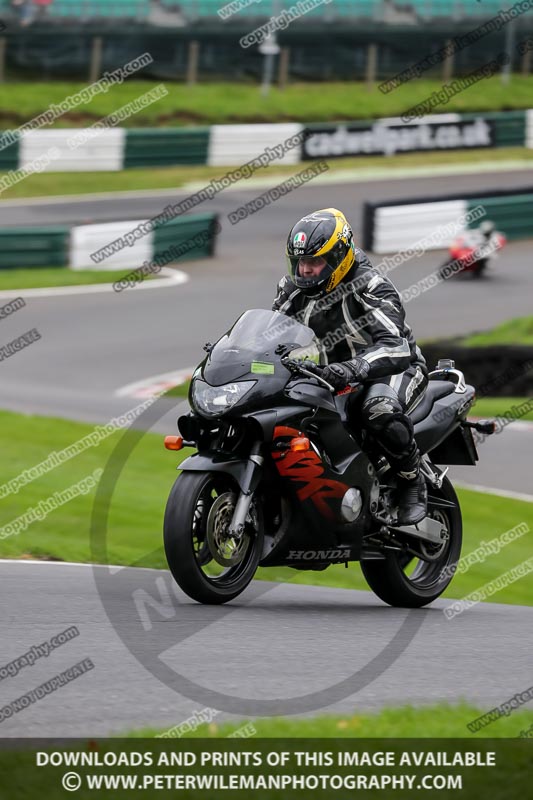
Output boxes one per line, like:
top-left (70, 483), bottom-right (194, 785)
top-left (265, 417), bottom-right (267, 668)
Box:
top-left (480, 220), bottom-right (496, 240)
top-left (273, 208), bottom-right (428, 525)
top-left (461, 219), bottom-right (505, 276)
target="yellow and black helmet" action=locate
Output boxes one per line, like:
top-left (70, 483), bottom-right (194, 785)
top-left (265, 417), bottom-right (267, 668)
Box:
top-left (286, 208), bottom-right (356, 295)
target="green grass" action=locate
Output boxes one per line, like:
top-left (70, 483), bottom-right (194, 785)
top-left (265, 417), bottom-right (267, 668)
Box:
top-left (131, 703), bottom-right (533, 739)
top-left (0, 409), bottom-right (531, 605)
top-left (463, 316), bottom-right (533, 347)
top-left (165, 380), bottom-right (191, 398)
top-left (1, 146), bottom-right (532, 200)
top-left (1, 723), bottom-right (531, 800)
top-left (0, 267), bottom-right (147, 290)
top-left (472, 397), bottom-right (533, 422)
top-left (2, 78), bottom-right (533, 127)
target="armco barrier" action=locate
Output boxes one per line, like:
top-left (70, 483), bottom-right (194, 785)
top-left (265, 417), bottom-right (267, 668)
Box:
top-left (467, 193), bottom-right (533, 241)
top-left (0, 227), bottom-right (70, 269)
top-left (470, 110), bottom-right (527, 149)
top-left (527, 110), bottom-right (533, 148)
top-left (0, 213), bottom-right (219, 271)
top-left (207, 123), bottom-right (302, 167)
top-left (0, 138), bottom-right (19, 172)
top-left (153, 213), bottom-right (218, 260)
top-left (19, 129), bottom-right (125, 172)
top-left (363, 186), bottom-right (533, 253)
top-left (123, 128), bottom-right (210, 168)
top-left (0, 108), bottom-right (530, 172)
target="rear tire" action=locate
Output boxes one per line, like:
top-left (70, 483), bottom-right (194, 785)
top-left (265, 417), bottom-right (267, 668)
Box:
top-left (473, 259), bottom-right (487, 278)
top-left (164, 471), bottom-right (263, 605)
top-left (361, 475), bottom-right (462, 608)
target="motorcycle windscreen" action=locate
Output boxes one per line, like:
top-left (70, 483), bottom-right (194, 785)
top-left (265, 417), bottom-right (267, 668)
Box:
top-left (203, 308), bottom-right (320, 385)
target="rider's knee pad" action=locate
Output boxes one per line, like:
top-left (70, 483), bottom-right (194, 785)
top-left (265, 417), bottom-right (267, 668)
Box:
top-left (361, 393), bottom-right (414, 451)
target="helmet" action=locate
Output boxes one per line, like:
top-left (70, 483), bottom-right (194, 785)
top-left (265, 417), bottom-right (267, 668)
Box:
top-left (480, 220), bottom-right (495, 238)
top-left (286, 208), bottom-right (356, 296)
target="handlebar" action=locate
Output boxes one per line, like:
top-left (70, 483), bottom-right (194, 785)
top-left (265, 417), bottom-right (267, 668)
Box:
top-left (281, 357), bottom-right (362, 396)
top-left (281, 357), bottom-right (336, 393)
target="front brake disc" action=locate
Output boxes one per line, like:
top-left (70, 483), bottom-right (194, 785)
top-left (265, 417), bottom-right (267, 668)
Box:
top-left (206, 492), bottom-right (251, 568)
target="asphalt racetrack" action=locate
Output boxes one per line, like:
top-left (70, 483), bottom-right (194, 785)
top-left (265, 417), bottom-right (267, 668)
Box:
top-left (0, 560), bottom-right (531, 737)
top-left (0, 169), bottom-right (531, 736)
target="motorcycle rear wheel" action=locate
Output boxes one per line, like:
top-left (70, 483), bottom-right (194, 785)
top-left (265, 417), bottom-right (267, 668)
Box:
top-left (361, 475), bottom-right (462, 608)
top-left (164, 471), bottom-right (263, 605)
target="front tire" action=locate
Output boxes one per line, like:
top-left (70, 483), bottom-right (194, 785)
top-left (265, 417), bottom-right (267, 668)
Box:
top-left (164, 471), bottom-right (263, 604)
top-left (361, 475), bottom-right (462, 608)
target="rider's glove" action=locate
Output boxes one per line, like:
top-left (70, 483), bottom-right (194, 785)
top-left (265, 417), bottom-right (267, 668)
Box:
top-left (322, 358), bottom-right (370, 389)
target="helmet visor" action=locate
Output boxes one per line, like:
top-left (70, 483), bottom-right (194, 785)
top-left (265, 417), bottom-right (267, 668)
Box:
top-left (287, 254), bottom-right (335, 289)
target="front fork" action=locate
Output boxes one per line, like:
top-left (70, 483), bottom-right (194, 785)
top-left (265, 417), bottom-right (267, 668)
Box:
top-left (227, 442), bottom-right (264, 539)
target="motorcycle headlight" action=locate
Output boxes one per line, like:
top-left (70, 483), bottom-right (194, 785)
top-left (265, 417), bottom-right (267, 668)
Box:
top-left (191, 379), bottom-right (256, 417)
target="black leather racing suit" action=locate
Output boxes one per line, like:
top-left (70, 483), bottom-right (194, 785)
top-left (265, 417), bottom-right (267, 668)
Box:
top-left (272, 248), bottom-right (429, 479)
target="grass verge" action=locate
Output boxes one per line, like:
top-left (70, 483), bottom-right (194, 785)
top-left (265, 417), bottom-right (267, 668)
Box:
top-left (0, 267), bottom-right (145, 290)
top-left (2, 712), bottom-right (531, 800)
top-left (2, 78), bottom-right (533, 126)
top-left (164, 380), bottom-right (191, 398)
top-left (130, 703), bottom-right (533, 738)
top-left (462, 316), bottom-right (533, 347)
top-left (0, 409), bottom-right (531, 605)
top-left (0, 146), bottom-right (532, 200)
top-left (472, 397), bottom-right (533, 422)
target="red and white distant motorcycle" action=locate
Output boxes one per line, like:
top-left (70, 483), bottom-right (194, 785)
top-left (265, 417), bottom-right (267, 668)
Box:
top-left (440, 221), bottom-right (506, 279)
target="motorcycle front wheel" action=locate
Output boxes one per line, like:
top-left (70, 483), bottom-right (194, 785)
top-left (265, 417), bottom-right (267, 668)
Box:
top-left (361, 475), bottom-right (462, 608)
top-left (164, 471), bottom-right (263, 605)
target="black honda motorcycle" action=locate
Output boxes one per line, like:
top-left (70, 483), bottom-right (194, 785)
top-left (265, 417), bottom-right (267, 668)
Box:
top-left (163, 309), bottom-right (494, 607)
